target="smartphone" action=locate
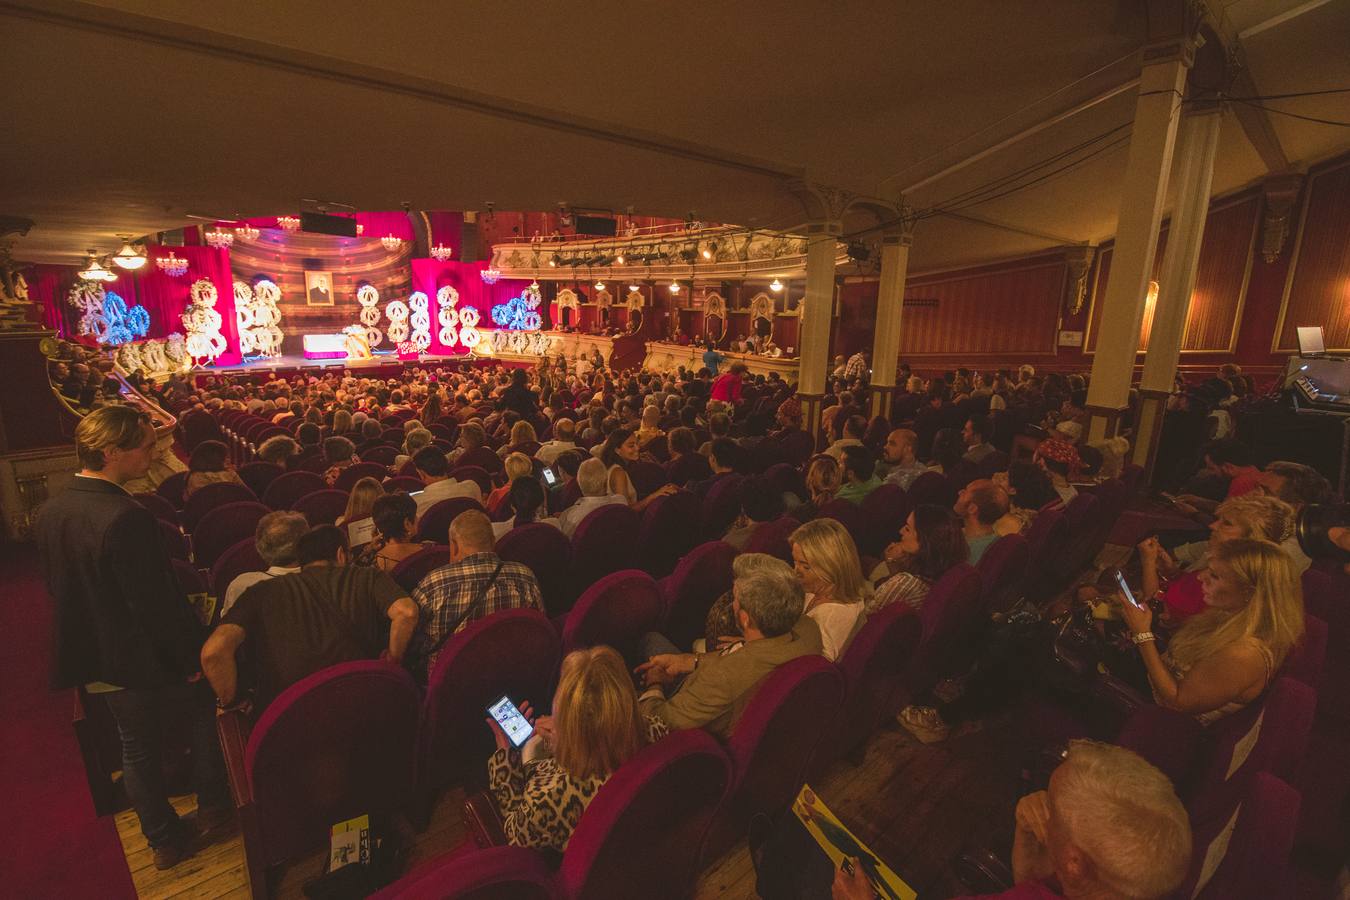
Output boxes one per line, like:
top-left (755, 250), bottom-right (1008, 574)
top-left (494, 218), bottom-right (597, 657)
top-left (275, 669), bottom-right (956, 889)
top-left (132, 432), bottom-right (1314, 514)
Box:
top-left (541, 466), bottom-right (558, 487)
top-left (486, 695), bottom-right (534, 748)
top-left (1113, 568), bottom-right (1143, 609)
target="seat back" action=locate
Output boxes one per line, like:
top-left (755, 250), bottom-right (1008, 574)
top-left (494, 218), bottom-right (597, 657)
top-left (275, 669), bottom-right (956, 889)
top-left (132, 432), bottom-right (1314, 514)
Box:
top-left (383, 476), bottom-right (425, 494)
top-left (561, 570), bottom-right (664, 659)
top-left (742, 515), bottom-right (798, 564)
top-left (415, 497), bottom-right (486, 544)
top-left (245, 661), bottom-right (420, 864)
top-left (291, 489), bottom-right (350, 526)
top-left (570, 504), bottom-right (642, 599)
top-left (977, 450), bottom-right (1010, 478)
top-left (1187, 772), bottom-right (1301, 900)
top-left (778, 429), bottom-right (815, 466)
top-left (906, 471), bottom-right (952, 507)
top-left (450, 465), bottom-right (494, 495)
top-left (859, 482), bottom-right (910, 558)
top-left (389, 545), bottom-right (453, 593)
top-left (457, 447), bottom-right (504, 475)
top-left (762, 462), bottom-right (806, 503)
top-left (627, 460), bottom-right (669, 500)
top-left (659, 540), bottom-right (736, 650)
top-left (334, 461), bottom-right (391, 492)
top-left (1022, 506), bottom-right (1070, 601)
top-left (191, 501), bottom-right (270, 569)
top-left (1281, 613), bottom-right (1326, 689)
top-left (418, 610), bottom-right (561, 794)
top-left (976, 534), bottom-right (1029, 616)
top-left (825, 601), bottom-right (922, 763)
top-left (636, 491), bottom-right (700, 578)
top-left (134, 492), bottom-right (180, 526)
top-left (155, 471), bottom-right (189, 509)
top-left (360, 445), bottom-right (400, 467)
top-left (496, 523), bottom-right (574, 617)
top-left (261, 470), bottom-right (327, 510)
top-left (236, 461), bottom-right (285, 499)
top-left (558, 729), bottom-right (731, 900)
top-left (370, 846), bottom-right (555, 900)
top-left (707, 656), bottom-right (844, 859)
top-left (210, 538), bottom-right (266, 597)
top-left (699, 474), bottom-right (745, 539)
top-left (157, 519), bottom-right (189, 561)
top-left (907, 564), bottom-right (984, 694)
top-left (171, 557), bottom-right (208, 598)
top-left (182, 481), bottom-right (258, 532)
top-left (816, 498), bottom-right (868, 554)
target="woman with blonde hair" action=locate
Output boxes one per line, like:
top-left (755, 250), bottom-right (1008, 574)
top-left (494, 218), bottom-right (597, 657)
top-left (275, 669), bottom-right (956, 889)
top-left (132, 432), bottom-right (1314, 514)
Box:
top-left (790, 455), bottom-right (842, 520)
top-left (1119, 538), bottom-right (1304, 725)
top-left (485, 645), bottom-right (667, 851)
top-left (393, 427), bottom-right (433, 471)
top-left (1140, 493), bottom-right (1297, 622)
top-left (789, 518), bottom-right (870, 661)
top-left (499, 419), bottom-right (538, 458)
top-left (484, 452), bottom-right (534, 517)
top-left (336, 475), bottom-right (384, 530)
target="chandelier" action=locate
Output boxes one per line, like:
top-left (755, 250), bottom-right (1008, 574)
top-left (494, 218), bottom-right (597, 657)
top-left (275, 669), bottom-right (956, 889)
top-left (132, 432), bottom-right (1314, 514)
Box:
top-left (276, 216), bottom-right (301, 232)
top-left (234, 224), bottom-right (260, 241)
top-left (480, 266), bottom-right (502, 285)
top-left (429, 243), bottom-right (455, 261)
top-left (78, 251), bottom-right (117, 282)
top-left (381, 234), bottom-right (405, 251)
top-left (204, 228), bottom-right (234, 249)
top-left (157, 251), bottom-right (190, 278)
top-left (356, 223), bottom-right (364, 236)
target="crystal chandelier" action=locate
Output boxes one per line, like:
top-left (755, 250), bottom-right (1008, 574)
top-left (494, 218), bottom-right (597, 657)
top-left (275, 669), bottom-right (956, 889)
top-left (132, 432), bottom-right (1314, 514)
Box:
top-left (429, 243), bottom-right (455, 261)
top-left (157, 251), bottom-right (190, 278)
top-left (381, 234), bottom-right (405, 251)
top-left (204, 228), bottom-right (234, 249)
top-left (234, 224), bottom-right (260, 241)
top-left (276, 216), bottom-right (300, 232)
top-left (480, 266), bottom-right (502, 285)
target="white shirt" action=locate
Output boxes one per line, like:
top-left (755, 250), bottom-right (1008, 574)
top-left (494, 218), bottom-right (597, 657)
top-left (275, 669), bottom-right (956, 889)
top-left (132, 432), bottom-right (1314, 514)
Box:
top-left (557, 494), bottom-right (628, 538)
top-left (414, 477), bottom-right (483, 518)
top-left (823, 438), bottom-right (863, 461)
top-left (535, 440), bottom-right (578, 465)
top-left (805, 598), bottom-right (866, 662)
top-left (492, 517), bottom-right (562, 540)
top-left (222, 565), bottom-right (301, 616)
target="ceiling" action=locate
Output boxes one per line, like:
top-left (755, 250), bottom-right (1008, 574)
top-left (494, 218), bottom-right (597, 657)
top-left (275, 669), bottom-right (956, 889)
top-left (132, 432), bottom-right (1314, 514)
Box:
top-left (2, 0), bottom-right (1347, 271)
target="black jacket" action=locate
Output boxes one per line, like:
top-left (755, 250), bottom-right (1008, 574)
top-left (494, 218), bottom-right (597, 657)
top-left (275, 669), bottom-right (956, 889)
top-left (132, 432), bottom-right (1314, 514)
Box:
top-left (36, 476), bottom-right (204, 690)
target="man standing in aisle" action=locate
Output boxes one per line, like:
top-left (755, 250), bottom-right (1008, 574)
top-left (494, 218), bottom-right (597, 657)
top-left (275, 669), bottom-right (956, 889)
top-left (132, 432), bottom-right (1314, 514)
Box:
top-left (36, 407), bottom-right (228, 869)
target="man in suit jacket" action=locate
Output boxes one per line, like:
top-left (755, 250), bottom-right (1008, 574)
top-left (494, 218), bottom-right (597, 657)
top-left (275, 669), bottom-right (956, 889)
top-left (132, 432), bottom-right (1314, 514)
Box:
top-left (35, 407), bottom-right (227, 869)
top-left (636, 561), bottom-right (822, 739)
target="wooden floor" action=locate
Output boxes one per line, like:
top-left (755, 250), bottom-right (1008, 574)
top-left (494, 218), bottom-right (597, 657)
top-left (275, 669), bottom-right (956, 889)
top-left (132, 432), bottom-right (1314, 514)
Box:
top-left (116, 717), bottom-right (1022, 899)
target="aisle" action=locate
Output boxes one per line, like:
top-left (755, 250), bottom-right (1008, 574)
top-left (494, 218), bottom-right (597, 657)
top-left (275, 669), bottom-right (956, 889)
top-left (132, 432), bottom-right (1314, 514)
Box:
top-left (1, 543), bottom-right (136, 899)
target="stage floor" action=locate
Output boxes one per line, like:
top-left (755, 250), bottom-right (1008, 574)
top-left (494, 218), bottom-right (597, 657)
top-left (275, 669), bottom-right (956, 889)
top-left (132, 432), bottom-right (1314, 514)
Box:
top-left (211, 351), bottom-right (472, 376)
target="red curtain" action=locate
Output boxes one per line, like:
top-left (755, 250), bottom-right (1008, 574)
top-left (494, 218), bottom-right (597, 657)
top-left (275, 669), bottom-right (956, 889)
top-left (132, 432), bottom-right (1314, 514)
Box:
top-left (139, 245), bottom-right (242, 365)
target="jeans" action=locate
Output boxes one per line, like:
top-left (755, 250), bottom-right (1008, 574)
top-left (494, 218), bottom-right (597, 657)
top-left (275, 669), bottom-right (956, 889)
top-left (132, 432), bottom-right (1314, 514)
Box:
top-left (102, 680), bottom-right (228, 848)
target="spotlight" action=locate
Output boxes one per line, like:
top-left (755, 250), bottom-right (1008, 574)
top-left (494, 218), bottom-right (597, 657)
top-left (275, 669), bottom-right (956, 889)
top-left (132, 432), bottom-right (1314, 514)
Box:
top-left (770, 278), bottom-right (784, 292)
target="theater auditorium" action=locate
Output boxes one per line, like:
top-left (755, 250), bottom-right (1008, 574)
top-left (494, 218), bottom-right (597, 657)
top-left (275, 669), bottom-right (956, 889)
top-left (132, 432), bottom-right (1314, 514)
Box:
top-left (2, 2), bottom-right (1349, 898)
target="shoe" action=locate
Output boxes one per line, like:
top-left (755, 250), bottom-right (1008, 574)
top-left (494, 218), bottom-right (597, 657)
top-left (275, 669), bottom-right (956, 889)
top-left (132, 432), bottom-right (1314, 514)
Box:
top-left (897, 705), bottom-right (950, 744)
top-left (152, 837), bottom-right (196, 870)
top-left (193, 804), bottom-right (234, 836)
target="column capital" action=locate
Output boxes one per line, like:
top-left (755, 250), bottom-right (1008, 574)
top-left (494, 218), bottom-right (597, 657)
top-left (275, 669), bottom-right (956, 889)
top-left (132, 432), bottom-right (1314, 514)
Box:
top-left (785, 178), bottom-right (858, 224)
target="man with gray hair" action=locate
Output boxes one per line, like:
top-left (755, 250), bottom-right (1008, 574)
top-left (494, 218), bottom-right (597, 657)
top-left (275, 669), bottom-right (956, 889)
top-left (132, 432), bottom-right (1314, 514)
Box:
top-left (221, 511), bottom-right (308, 615)
top-left (636, 555), bottom-right (822, 739)
top-left (535, 416), bottom-right (578, 465)
top-left (557, 457), bottom-right (628, 538)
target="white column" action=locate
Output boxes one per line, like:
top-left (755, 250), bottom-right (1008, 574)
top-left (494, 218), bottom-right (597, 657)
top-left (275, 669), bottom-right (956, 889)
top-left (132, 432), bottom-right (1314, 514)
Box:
top-left (796, 220), bottom-right (841, 437)
top-left (869, 221), bottom-right (915, 420)
top-left (1084, 45), bottom-right (1192, 443)
top-left (1134, 103), bottom-right (1223, 473)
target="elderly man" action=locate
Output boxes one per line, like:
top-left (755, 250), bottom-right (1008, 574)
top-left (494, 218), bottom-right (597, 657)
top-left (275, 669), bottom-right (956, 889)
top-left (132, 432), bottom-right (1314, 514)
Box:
top-left (955, 478), bottom-right (1009, 565)
top-left (535, 417), bottom-right (578, 465)
top-left (636, 557), bottom-right (822, 740)
top-left (880, 428), bottom-right (929, 491)
top-left (409, 510), bottom-right (542, 679)
top-left (221, 511), bottom-right (308, 615)
top-left (558, 457), bottom-right (630, 537)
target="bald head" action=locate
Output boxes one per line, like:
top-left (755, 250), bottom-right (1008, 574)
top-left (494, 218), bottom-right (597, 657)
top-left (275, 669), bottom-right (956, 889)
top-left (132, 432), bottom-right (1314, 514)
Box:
top-left (884, 428), bottom-right (917, 465)
top-left (956, 478), bottom-right (1010, 526)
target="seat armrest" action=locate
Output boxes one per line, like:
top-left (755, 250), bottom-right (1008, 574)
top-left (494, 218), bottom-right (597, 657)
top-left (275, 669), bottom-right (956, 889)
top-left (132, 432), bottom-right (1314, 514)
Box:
top-left (463, 790), bottom-right (508, 848)
top-left (953, 847), bottom-right (1014, 894)
top-left (215, 707), bottom-right (254, 807)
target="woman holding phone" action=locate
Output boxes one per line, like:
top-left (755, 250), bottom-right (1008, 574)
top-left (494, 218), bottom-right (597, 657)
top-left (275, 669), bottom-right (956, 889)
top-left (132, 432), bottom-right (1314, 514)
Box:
top-left (484, 646), bottom-right (667, 851)
top-left (1117, 538), bottom-right (1303, 725)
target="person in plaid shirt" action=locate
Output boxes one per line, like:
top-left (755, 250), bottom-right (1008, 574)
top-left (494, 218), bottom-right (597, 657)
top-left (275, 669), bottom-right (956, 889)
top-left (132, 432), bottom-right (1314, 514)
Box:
top-left (408, 510), bottom-right (543, 680)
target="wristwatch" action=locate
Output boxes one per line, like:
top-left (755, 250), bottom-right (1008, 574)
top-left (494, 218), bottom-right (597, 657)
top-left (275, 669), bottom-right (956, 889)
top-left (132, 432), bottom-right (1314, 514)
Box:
top-left (1131, 631), bottom-right (1156, 646)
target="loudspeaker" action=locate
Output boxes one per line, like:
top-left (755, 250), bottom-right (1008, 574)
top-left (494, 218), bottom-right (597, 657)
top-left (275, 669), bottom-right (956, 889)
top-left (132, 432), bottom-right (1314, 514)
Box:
top-left (574, 215), bottom-right (617, 237)
top-left (300, 212), bottom-right (359, 238)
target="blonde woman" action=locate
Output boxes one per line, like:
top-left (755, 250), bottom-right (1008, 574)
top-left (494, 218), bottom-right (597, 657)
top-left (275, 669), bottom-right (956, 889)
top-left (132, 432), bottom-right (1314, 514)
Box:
top-left (1140, 493), bottom-right (1297, 622)
top-left (1118, 538), bottom-right (1304, 725)
top-left (789, 518), bottom-right (870, 661)
top-left (485, 452), bottom-right (534, 517)
top-left (331, 408), bottom-right (354, 436)
top-left (394, 427), bottom-right (433, 472)
top-left (499, 419), bottom-right (538, 458)
top-left (485, 646), bottom-right (668, 852)
top-left (790, 455), bottom-right (842, 521)
top-left (336, 476), bottom-right (384, 530)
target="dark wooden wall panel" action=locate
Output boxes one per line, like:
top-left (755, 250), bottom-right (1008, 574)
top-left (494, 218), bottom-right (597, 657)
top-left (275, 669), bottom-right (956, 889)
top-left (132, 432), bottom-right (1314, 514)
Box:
top-left (1276, 158), bottom-right (1350, 352)
top-left (897, 262), bottom-right (1064, 356)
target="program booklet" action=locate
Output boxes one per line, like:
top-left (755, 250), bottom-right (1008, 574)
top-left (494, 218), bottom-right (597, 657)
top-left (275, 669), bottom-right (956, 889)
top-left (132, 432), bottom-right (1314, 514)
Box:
top-left (792, 785), bottom-right (915, 900)
top-left (328, 814), bottom-right (371, 871)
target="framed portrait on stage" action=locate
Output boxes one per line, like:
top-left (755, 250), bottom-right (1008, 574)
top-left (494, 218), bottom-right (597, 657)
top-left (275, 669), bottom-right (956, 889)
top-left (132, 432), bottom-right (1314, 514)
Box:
top-left (305, 270), bottom-right (336, 306)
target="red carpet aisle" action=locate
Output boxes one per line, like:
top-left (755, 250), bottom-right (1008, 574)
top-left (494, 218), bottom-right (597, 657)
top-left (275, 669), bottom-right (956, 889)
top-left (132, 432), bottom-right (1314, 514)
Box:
top-left (1, 543), bottom-right (136, 899)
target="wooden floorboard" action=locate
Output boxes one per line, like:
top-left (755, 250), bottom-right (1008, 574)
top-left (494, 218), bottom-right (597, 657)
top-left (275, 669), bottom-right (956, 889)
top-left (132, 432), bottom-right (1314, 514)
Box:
top-left (117, 721), bottom-right (1023, 899)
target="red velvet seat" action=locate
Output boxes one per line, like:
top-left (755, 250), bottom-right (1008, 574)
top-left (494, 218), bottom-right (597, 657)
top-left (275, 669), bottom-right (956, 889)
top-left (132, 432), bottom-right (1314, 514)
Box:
top-left (976, 450), bottom-right (1010, 478)
top-left (157, 519), bottom-right (189, 561)
top-left (703, 655), bottom-right (845, 861)
top-left (626, 460), bottom-right (669, 500)
top-left (1021, 505), bottom-right (1069, 602)
top-left (236, 461), bottom-right (285, 500)
top-left (762, 462), bottom-right (807, 503)
top-left (742, 515), bottom-right (798, 564)
top-left (414, 609), bottom-right (561, 819)
top-left (155, 470), bottom-right (189, 509)
top-left (1184, 772), bottom-right (1301, 900)
top-left (1282, 612), bottom-right (1327, 690)
top-left (171, 557), bottom-right (208, 598)
top-left (383, 475), bottom-right (425, 494)
top-left (699, 473), bottom-right (745, 540)
top-left (334, 461), bottom-right (391, 492)
top-left (289, 488), bottom-right (350, 527)
top-left (450, 465), bottom-right (494, 496)
top-left (192, 501), bottom-right (270, 570)
top-left (389, 544), bottom-right (452, 593)
top-left (658, 540), bottom-right (736, 651)
top-left (210, 537), bottom-right (266, 598)
top-left (134, 491), bottom-right (180, 527)
top-left (816, 497), bottom-right (869, 553)
top-left (569, 504), bottom-right (641, 600)
top-left (457, 447), bottom-right (504, 475)
top-left (415, 497), bottom-right (485, 545)
top-left (561, 569), bottom-right (664, 660)
top-left (778, 429), bottom-right (815, 466)
top-left (217, 661), bottom-right (420, 900)
top-left (182, 481), bottom-right (258, 532)
top-left (360, 445), bottom-right (400, 467)
top-left (380, 427), bottom-right (405, 445)
top-left (858, 482), bottom-right (910, 558)
top-left (261, 470), bottom-right (327, 511)
top-left (369, 845), bottom-right (554, 900)
top-left (975, 533), bottom-right (1029, 617)
top-left (906, 563), bottom-right (985, 696)
top-left (906, 470), bottom-right (953, 507)
top-left (636, 491), bottom-right (700, 578)
top-left (178, 409), bottom-right (223, 452)
top-left (497, 522), bottom-right (574, 617)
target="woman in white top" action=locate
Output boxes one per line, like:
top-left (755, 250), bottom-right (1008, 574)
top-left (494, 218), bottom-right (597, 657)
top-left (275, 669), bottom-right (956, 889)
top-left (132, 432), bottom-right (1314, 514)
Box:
top-left (789, 518), bottom-right (870, 662)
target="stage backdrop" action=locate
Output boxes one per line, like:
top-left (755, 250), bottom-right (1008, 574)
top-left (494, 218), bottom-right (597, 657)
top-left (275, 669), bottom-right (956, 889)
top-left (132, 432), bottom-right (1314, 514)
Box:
top-left (410, 259), bottom-right (537, 355)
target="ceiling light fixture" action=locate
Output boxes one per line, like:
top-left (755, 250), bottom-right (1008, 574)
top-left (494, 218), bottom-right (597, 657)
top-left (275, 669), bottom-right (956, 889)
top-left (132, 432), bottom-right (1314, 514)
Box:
top-left (276, 216), bottom-right (300, 232)
top-left (234, 224), bottom-right (260, 241)
top-left (668, 280), bottom-right (681, 295)
top-left (204, 228), bottom-right (234, 249)
top-left (79, 250), bottom-right (117, 282)
top-left (111, 237), bottom-right (147, 270)
top-left (615, 253), bottom-right (625, 265)
top-left (380, 234), bottom-right (405, 251)
top-left (429, 243), bottom-right (455, 261)
top-left (770, 278), bottom-right (784, 292)
top-left (156, 251), bottom-right (190, 278)
top-left (480, 266), bottom-right (502, 284)
top-left (628, 283), bottom-right (640, 292)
